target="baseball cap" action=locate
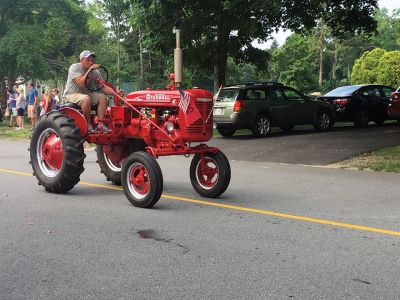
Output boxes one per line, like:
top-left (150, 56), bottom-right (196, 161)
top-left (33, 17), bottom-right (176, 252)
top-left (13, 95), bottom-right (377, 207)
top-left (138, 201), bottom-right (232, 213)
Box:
top-left (79, 50), bottom-right (96, 60)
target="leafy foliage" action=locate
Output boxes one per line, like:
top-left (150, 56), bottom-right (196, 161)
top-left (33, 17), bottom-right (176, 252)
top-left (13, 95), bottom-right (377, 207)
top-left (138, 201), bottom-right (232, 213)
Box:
top-left (0, 0), bottom-right (89, 83)
top-left (351, 48), bottom-right (386, 84)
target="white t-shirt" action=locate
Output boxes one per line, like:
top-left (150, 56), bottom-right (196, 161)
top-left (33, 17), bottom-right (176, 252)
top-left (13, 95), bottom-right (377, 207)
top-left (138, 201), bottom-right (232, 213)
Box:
top-left (63, 63), bottom-right (100, 96)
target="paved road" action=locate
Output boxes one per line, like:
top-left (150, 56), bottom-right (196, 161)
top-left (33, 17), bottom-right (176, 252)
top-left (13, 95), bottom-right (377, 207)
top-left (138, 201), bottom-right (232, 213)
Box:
top-left (209, 122), bottom-right (400, 165)
top-left (1, 139), bottom-right (400, 299)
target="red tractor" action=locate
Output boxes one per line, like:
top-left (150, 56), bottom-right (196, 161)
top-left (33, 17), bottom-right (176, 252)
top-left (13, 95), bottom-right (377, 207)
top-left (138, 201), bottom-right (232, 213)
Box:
top-left (29, 30), bottom-right (231, 208)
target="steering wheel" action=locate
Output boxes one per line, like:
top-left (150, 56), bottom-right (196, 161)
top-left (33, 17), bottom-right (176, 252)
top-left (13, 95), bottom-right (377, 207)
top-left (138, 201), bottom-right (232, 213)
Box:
top-left (85, 66), bottom-right (109, 92)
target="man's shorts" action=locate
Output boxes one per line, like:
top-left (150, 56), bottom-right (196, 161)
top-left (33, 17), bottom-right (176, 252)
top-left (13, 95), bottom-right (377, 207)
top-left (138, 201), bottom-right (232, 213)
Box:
top-left (28, 105), bottom-right (36, 118)
top-left (64, 93), bottom-right (104, 106)
top-left (17, 108), bottom-right (25, 116)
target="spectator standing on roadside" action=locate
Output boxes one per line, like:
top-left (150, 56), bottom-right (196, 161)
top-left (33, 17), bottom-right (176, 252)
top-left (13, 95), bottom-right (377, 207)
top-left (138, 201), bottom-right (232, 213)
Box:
top-left (27, 81), bottom-right (38, 130)
top-left (40, 89), bottom-right (53, 117)
top-left (52, 88), bottom-right (61, 110)
top-left (4, 89), bottom-right (12, 127)
top-left (10, 85), bottom-right (19, 127)
top-left (15, 87), bottom-right (26, 129)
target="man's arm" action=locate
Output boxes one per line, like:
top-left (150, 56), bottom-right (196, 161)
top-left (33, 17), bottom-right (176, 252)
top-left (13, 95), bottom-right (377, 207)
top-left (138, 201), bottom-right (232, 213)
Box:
top-left (73, 64), bottom-right (101, 88)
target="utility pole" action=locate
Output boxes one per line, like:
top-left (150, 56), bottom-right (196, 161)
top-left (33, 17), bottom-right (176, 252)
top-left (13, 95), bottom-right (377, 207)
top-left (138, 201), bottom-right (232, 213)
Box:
top-left (117, 22), bottom-right (120, 90)
top-left (139, 29), bottom-right (144, 88)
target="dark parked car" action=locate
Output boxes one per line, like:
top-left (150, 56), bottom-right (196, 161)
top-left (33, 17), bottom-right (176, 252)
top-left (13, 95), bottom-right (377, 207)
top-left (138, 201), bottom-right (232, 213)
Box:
top-left (318, 84), bottom-right (395, 127)
top-left (388, 87), bottom-right (400, 124)
top-left (213, 82), bottom-right (336, 137)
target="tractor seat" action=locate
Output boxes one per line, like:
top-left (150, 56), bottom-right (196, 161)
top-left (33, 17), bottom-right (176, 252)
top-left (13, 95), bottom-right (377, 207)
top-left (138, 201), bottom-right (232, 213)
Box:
top-left (60, 102), bottom-right (99, 111)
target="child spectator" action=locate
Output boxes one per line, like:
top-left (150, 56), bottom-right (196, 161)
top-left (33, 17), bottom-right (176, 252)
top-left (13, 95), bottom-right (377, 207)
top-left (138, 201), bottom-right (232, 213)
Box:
top-left (15, 87), bottom-right (26, 130)
top-left (10, 85), bottom-right (19, 127)
top-left (52, 88), bottom-right (61, 110)
top-left (40, 89), bottom-right (53, 117)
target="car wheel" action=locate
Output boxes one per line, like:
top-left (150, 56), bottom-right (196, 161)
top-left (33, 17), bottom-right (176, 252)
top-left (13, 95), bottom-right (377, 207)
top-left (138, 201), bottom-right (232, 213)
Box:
top-left (353, 110), bottom-right (369, 128)
top-left (252, 114), bottom-right (271, 137)
top-left (217, 126), bottom-right (236, 137)
top-left (313, 109), bottom-right (332, 131)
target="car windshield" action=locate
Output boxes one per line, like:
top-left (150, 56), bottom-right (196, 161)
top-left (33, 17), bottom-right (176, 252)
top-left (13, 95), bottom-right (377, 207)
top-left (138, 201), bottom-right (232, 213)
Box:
top-left (324, 86), bottom-right (360, 97)
top-left (216, 89), bottom-right (239, 102)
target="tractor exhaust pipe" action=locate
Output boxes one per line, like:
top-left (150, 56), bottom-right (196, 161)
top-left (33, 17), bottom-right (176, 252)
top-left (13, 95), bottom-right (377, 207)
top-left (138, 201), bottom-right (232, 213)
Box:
top-left (173, 28), bottom-right (183, 88)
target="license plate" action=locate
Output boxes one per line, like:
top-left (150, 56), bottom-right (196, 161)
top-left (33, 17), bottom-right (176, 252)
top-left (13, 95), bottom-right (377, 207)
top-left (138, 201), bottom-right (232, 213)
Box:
top-left (213, 108), bottom-right (223, 115)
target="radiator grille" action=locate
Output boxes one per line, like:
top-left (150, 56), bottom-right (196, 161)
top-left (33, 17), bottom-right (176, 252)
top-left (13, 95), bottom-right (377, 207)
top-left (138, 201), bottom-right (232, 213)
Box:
top-left (186, 101), bottom-right (213, 134)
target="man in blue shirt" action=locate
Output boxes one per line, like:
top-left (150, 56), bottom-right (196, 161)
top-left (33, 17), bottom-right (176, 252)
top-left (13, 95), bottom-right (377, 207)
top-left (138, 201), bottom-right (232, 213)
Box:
top-left (27, 81), bottom-right (39, 129)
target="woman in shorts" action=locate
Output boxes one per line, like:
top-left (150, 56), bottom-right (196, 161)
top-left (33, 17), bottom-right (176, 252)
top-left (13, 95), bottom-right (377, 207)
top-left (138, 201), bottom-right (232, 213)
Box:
top-left (15, 87), bottom-right (26, 129)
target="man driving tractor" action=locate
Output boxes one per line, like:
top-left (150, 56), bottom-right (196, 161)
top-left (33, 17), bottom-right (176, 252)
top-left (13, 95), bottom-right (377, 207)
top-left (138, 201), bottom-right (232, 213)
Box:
top-left (63, 50), bottom-right (112, 133)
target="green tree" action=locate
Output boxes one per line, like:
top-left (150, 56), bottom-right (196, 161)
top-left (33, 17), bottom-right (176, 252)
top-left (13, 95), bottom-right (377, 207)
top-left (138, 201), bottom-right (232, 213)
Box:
top-left (130, 0), bottom-right (378, 90)
top-left (351, 48), bottom-right (387, 84)
top-left (376, 51), bottom-right (400, 87)
top-left (0, 0), bottom-right (89, 83)
top-left (373, 8), bottom-right (400, 50)
top-left (271, 34), bottom-right (319, 93)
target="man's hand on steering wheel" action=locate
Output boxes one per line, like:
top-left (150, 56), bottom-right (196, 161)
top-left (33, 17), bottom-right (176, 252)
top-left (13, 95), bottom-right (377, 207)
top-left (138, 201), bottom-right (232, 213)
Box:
top-left (89, 63), bottom-right (101, 72)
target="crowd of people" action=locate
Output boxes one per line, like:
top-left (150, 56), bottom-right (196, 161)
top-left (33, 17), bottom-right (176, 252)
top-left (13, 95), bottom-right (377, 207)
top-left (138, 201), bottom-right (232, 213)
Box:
top-left (3, 82), bottom-right (61, 130)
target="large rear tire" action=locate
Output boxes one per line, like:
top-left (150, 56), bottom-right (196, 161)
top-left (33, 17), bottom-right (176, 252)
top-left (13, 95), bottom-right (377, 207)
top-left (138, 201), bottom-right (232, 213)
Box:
top-left (190, 151), bottom-right (231, 198)
top-left (96, 140), bottom-right (146, 186)
top-left (121, 151), bottom-right (163, 208)
top-left (30, 111), bottom-right (85, 193)
top-left (96, 145), bottom-right (125, 186)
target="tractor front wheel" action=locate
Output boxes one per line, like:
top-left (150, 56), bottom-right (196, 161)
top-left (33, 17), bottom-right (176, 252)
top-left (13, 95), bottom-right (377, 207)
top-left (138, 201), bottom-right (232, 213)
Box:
top-left (190, 151), bottom-right (231, 198)
top-left (121, 151), bottom-right (163, 208)
top-left (30, 111), bottom-right (85, 193)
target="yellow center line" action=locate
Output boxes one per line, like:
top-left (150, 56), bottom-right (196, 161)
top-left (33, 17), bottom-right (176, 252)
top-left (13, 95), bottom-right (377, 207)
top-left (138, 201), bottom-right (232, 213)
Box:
top-left (1, 168), bottom-right (400, 236)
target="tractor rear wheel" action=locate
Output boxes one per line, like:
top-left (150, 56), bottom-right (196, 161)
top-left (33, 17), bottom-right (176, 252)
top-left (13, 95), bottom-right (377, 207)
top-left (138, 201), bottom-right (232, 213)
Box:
top-left (30, 111), bottom-right (85, 193)
top-left (96, 145), bottom-right (124, 186)
top-left (121, 151), bottom-right (163, 208)
top-left (97, 140), bottom-right (146, 186)
top-left (190, 151), bottom-right (231, 198)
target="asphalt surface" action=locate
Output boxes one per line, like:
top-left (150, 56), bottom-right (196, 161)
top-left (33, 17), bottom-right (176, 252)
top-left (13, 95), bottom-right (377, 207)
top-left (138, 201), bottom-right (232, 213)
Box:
top-left (209, 122), bottom-right (400, 165)
top-left (1, 139), bottom-right (400, 299)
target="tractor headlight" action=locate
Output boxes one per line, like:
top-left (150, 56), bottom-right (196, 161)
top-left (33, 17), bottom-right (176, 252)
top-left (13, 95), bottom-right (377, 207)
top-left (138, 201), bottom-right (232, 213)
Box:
top-left (166, 121), bottom-right (174, 132)
top-left (213, 121), bottom-right (217, 130)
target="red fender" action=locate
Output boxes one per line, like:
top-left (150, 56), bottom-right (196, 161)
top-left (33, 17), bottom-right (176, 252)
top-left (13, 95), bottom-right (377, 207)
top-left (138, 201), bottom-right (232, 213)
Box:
top-left (59, 107), bottom-right (88, 137)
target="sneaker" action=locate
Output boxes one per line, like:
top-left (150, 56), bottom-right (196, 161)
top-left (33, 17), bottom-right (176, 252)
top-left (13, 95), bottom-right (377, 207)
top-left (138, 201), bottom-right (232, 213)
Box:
top-left (95, 123), bottom-right (112, 133)
top-left (88, 124), bottom-right (95, 133)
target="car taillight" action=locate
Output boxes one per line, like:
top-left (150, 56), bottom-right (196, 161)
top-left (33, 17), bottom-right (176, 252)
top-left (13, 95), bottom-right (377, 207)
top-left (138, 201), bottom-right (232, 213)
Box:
top-left (233, 99), bottom-right (246, 112)
top-left (333, 98), bottom-right (350, 105)
top-left (392, 93), bottom-right (400, 101)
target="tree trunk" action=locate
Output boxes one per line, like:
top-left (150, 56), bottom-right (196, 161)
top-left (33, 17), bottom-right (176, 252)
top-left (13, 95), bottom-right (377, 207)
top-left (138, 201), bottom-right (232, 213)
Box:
top-left (332, 47), bottom-right (338, 88)
top-left (139, 29), bottom-right (143, 88)
top-left (319, 31), bottom-right (324, 87)
top-left (213, 6), bottom-right (230, 91)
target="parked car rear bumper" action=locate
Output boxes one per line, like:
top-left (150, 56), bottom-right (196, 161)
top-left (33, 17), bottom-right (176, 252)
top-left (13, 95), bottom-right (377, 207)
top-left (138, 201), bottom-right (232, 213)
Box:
top-left (214, 112), bottom-right (249, 127)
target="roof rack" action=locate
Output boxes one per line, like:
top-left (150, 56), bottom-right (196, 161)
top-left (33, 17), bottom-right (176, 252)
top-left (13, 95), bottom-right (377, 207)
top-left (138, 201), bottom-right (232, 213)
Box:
top-left (225, 81), bottom-right (282, 87)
